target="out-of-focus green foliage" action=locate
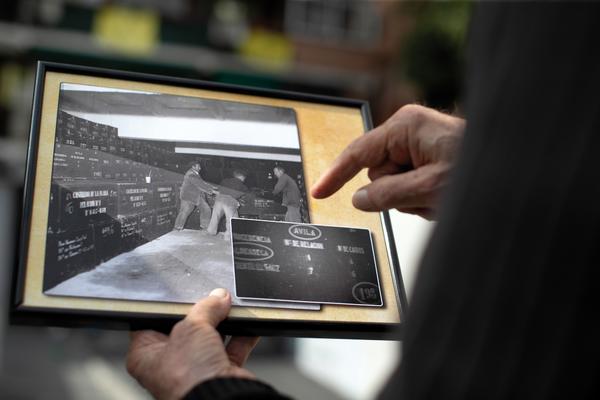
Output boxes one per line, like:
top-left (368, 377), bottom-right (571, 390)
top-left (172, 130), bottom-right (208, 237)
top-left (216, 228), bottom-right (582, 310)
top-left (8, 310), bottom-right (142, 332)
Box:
top-left (401, 1), bottom-right (472, 110)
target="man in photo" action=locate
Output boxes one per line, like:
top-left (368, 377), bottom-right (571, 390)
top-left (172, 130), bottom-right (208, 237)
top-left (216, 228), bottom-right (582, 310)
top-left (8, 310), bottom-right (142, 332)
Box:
top-left (173, 161), bottom-right (217, 231)
top-left (207, 169), bottom-right (249, 238)
top-left (272, 166), bottom-right (302, 222)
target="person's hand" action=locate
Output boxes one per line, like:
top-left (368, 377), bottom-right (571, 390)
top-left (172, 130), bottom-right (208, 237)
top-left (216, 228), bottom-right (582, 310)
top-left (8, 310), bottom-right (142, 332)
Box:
top-left (311, 104), bottom-right (465, 219)
top-left (126, 288), bottom-right (259, 400)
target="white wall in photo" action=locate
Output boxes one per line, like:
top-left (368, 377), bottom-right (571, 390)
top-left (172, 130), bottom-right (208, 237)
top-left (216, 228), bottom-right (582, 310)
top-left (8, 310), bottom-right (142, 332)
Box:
top-left (66, 113), bottom-right (300, 150)
top-left (60, 83), bottom-right (301, 162)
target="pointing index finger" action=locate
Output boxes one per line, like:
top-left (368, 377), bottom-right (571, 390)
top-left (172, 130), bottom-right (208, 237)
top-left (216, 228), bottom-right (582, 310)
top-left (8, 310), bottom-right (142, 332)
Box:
top-left (310, 155), bottom-right (363, 199)
top-left (311, 125), bottom-right (390, 199)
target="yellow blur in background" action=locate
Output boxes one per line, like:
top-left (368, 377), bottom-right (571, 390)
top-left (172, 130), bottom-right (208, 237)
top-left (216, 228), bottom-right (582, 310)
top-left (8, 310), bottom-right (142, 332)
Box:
top-left (93, 5), bottom-right (160, 55)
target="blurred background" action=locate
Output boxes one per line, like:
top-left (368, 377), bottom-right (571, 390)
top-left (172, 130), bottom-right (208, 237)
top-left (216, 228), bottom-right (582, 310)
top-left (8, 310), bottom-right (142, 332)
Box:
top-left (0, 1), bottom-right (470, 399)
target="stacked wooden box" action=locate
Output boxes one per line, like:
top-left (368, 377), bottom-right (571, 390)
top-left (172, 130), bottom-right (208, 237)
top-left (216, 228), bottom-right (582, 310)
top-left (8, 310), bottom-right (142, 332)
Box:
top-left (44, 111), bottom-right (181, 290)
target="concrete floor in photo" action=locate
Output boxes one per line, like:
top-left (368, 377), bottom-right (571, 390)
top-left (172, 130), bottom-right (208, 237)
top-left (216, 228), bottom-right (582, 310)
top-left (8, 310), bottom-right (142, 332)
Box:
top-left (47, 229), bottom-right (234, 304)
top-left (45, 229), bottom-right (318, 310)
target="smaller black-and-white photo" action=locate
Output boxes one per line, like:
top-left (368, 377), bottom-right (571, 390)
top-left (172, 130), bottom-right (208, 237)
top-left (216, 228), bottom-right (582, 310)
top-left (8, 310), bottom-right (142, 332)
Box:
top-left (231, 218), bottom-right (383, 306)
top-left (43, 83), bottom-right (316, 310)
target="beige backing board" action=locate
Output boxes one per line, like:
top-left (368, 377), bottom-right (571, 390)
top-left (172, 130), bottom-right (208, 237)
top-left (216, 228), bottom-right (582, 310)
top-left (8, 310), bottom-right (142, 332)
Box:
top-left (21, 71), bottom-right (401, 326)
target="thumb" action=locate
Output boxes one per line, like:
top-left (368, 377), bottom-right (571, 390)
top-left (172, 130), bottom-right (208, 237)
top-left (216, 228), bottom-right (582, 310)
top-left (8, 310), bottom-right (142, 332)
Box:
top-left (352, 163), bottom-right (447, 211)
top-left (186, 288), bottom-right (232, 327)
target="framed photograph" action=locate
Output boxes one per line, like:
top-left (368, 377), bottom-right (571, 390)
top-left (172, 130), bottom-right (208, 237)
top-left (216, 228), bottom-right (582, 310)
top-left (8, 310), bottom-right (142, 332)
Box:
top-left (12, 61), bottom-right (407, 339)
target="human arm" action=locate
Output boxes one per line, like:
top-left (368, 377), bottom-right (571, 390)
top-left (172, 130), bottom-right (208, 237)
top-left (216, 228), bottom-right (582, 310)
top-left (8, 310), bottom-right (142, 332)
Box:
top-left (272, 176), bottom-right (285, 196)
top-left (127, 288), bottom-right (290, 400)
top-left (188, 173), bottom-right (218, 195)
top-left (311, 104), bottom-right (465, 219)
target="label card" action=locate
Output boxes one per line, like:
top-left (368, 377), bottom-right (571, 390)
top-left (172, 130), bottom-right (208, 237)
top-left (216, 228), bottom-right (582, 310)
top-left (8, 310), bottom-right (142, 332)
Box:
top-left (231, 218), bottom-right (383, 306)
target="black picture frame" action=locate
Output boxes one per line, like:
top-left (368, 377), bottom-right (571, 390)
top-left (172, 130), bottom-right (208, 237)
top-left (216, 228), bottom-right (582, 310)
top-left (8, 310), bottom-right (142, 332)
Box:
top-left (11, 61), bottom-right (408, 339)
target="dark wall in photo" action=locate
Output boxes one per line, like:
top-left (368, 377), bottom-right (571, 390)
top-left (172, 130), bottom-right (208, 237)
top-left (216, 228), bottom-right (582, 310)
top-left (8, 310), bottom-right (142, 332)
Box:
top-left (44, 110), bottom-right (182, 290)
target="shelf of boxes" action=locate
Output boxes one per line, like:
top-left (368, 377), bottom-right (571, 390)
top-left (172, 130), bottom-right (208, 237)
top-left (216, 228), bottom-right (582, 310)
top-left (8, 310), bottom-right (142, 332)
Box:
top-left (44, 110), bottom-right (183, 289)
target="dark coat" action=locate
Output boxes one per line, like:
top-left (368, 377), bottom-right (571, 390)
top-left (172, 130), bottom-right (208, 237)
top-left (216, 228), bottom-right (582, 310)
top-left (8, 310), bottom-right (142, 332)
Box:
top-left (218, 177), bottom-right (248, 199)
top-left (179, 169), bottom-right (214, 205)
top-left (272, 173), bottom-right (301, 207)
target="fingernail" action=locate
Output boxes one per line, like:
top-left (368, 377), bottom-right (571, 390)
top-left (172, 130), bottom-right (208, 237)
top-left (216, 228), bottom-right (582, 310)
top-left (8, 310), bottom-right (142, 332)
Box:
top-left (352, 188), bottom-right (373, 209)
top-left (209, 288), bottom-right (228, 298)
top-left (310, 181), bottom-right (322, 197)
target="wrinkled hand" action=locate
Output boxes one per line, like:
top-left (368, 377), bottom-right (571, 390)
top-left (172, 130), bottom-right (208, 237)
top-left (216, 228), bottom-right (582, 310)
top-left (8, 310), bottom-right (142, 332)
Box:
top-left (126, 289), bottom-right (258, 400)
top-left (311, 105), bottom-right (465, 219)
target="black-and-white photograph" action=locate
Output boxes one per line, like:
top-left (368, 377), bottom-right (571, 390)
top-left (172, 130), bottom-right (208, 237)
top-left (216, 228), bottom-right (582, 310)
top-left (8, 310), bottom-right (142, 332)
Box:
top-left (43, 83), bottom-right (314, 309)
top-left (232, 218), bottom-right (383, 306)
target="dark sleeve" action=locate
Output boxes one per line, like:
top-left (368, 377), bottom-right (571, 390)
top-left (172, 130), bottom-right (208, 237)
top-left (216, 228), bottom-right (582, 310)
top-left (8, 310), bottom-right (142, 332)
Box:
top-left (272, 176), bottom-right (285, 195)
top-left (182, 170), bottom-right (192, 184)
top-left (184, 378), bottom-right (292, 400)
top-left (218, 179), bottom-right (248, 199)
top-left (189, 175), bottom-right (214, 193)
top-left (381, 3), bottom-right (600, 400)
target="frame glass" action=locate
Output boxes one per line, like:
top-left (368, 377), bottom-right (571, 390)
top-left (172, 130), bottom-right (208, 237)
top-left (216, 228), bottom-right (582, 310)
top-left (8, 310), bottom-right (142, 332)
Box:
top-left (12, 62), bottom-right (407, 339)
